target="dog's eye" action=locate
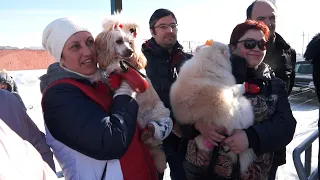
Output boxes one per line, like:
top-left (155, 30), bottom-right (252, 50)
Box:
top-left (116, 39), bottom-right (123, 44)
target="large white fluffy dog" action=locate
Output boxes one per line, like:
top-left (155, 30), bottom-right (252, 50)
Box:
top-left (170, 40), bottom-right (256, 173)
top-left (94, 15), bottom-right (172, 173)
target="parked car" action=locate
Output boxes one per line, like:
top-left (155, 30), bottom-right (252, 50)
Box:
top-left (293, 60), bottom-right (315, 92)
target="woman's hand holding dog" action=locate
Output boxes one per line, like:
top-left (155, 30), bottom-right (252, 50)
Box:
top-left (224, 129), bottom-right (249, 154)
top-left (194, 121), bottom-right (226, 146)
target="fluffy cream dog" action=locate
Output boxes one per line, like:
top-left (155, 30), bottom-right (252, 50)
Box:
top-left (94, 15), bottom-right (172, 173)
top-left (170, 40), bottom-right (256, 173)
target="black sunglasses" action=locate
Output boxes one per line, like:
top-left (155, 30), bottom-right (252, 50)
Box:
top-left (237, 39), bottom-right (267, 50)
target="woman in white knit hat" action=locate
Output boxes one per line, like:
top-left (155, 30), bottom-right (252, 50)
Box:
top-left (40, 17), bottom-right (158, 180)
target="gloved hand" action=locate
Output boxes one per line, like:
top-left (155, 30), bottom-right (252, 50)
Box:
top-left (113, 81), bottom-right (137, 99)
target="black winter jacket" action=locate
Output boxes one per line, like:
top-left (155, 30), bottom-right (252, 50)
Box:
top-left (263, 32), bottom-right (296, 95)
top-left (40, 63), bottom-right (138, 160)
top-left (142, 38), bottom-right (193, 123)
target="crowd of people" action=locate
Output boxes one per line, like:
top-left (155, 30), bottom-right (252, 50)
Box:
top-left (0, 0), bottom-right (319, 180)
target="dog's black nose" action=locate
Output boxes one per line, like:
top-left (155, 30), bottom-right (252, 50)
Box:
top-left (124, 49), bottom-right (133, 57)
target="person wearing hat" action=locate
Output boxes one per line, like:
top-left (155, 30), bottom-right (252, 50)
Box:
top-left (0, 69), bottom-right (14, 91)
top-left (0, 69), bottom-right (26, 110)
top-left (40, 17), bottom-right (157, 180)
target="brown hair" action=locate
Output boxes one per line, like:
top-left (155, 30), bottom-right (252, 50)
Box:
top-left (229, 20), bottom-right (270, 46)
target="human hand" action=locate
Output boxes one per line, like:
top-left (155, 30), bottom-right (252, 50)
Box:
top-left (113, 81), bottom-right (136, 98)
top-left (194, 121), bottom-right (226, 146)
top-left (224, 129), bottom-right (249, 154)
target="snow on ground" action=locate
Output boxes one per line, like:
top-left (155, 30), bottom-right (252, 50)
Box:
top-left (7, 69), bottom-right (319, 180)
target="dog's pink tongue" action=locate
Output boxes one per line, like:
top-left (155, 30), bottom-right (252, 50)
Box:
top-left (204, 139), bottom-right (214, 150)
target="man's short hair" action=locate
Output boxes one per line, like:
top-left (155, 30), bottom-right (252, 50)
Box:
top-left (149, 8), bottom-right (177, 29)
top-left (246, 0), bottom-right (277, 19)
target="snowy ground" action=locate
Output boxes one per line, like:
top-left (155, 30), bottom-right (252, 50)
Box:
top-left (8, 69), bottom-right (319, 180)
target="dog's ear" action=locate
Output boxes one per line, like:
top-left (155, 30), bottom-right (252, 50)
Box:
top-left (223, 50), bottom-right (231, 60)
top-left (135, 53), bottom-right (148, 69)
top-left (221, 44), bottom-right (231, 60)
top-left (126, 23), bottom-right (139, 38)
top-left (212, 41), bottom-right (230, 60)
top-left (95, 31), bottom-right (117, 69)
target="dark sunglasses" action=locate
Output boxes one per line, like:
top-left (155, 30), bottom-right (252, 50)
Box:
top-left (237, 39), bottom-right (267, 50)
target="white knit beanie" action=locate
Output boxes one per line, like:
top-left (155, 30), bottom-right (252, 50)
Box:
top-left (42, 17), bottom-right (90, 63)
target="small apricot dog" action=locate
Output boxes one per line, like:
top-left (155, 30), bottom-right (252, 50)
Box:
top-left (95, 15), bottom-right (172, 173)
top-left (170, 40), bottom-right (256, 173)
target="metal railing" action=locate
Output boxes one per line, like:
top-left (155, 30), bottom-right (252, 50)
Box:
top-left (293, 129), bottom-right (319, 180)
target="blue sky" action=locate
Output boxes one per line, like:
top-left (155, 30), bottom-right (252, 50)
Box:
top-left (1, 0), bottom-right (319, 54)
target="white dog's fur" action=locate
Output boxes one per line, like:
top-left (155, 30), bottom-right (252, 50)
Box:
top-left (170, 41), bottom-right (256, 173)
top-left (94, 15), bottom-right (171, 173)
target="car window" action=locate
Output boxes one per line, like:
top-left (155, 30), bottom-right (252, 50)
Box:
top-left (296, 63), bottom-right (313, 75)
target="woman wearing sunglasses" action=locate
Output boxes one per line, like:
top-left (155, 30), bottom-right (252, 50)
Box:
top-left (181, 20), bottom-right (296, 180)
top-left (220, 20), bottom-right (296, 179)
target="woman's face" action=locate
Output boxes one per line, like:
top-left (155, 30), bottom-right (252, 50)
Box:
top-left (233, 29), bottom-right (267, 68)
top-left (61, 32), bottom-right (98, 76)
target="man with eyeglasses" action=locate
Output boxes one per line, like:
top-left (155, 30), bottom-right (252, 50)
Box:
top-left (246, 1), bottom-right (297, 179)
top-left (142, 8), bottom-right (192, 180)
top-left (247, 0), bottom-right (296, 96)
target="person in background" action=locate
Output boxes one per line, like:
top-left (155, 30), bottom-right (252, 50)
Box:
top-left (0, 89), bottom-right (56, 172)
top-left (303, 32), bottom-right (320, 176)
top-left (0, 118), bottom-right (58, 180)
top-left (142, 8), bottom-right (193, 180)
top-left (246, 0), bottom-right (296, 95)
top-left (0, 69), bottom-right (14, 91)
top-left (0, 69), bottom-right (26, 109)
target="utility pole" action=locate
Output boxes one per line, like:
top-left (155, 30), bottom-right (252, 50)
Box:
top-left (111, 0), bottom-right (122, 15)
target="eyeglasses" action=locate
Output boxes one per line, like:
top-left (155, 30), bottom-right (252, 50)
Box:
top-left (154, 23), bottom-right (178, 30)
top-left (237, 39), bottom-right (267, 51)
